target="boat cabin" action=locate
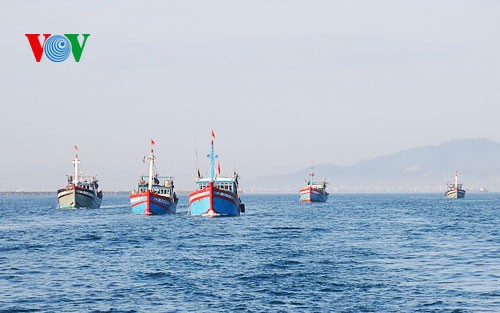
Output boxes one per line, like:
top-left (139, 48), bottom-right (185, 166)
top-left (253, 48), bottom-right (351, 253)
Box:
top-left (447, 183), bottom-right (463, 190)
top-left (309, 181), bottom-right (327, 190)
top-left (196, 178), bottom-right (238, 194)
top-left (79, 181), bottom-right (98, 190)
top-left (137, 176), bottom-right (175, 197)
top-left (68, 175), bottom-right (99, 191)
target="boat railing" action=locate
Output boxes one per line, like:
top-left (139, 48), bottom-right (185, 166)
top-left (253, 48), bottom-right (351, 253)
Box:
top-left (141, 175), bottom-right (173, 179)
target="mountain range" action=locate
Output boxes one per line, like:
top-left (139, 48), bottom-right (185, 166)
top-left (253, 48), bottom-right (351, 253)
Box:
top-left (249, 138), bottom-right (500, 193)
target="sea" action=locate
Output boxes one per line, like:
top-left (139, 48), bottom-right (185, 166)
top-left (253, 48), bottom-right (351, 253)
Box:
top-left (0, 193), bottom-right (498, 312)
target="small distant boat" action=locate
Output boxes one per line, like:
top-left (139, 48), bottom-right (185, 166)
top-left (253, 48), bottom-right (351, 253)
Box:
top-left (57, 146), bottom-right (103, 209)
top-left (188, 131), bottom-right (245, 216)
top-left (479, 187), bottom-right (489, 192)
top-left (299, 163), bottom-right (329, 203)
top-left (130, 140), bottom-right (178, 215)
top-left (445, 170), bottom-right (465, 199)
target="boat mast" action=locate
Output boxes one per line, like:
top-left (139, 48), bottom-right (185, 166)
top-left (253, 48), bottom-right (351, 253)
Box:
top-left (454, 170), bottom-right (459, 189)
top-left (209, 140), bottom-right (216, 182)
top-left (209, 131), bottom-right (218, 182)
top-left (309, 161), bottom-right (315, 185)
top-left (148, 141), bottom-right (156, 191)
top-left (72, 147), bottom-right (80, 186)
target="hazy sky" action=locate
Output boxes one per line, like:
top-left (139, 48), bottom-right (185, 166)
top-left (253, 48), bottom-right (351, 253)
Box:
top-left (1, 1), bottom-right (500, 190)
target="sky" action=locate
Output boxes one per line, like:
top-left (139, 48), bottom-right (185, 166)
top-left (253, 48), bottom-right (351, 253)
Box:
top-left (1, 1), bottom-right (500, 191)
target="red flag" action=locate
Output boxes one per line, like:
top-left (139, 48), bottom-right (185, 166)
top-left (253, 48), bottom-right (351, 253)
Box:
top-left (211, 130), bottom-right (215, 139)
top-left (151, 139), bottom-right (155, 145)
top-left (217, 160), bottom-right (221, 175)
top-left (74, 145), bottom-right (78, 151)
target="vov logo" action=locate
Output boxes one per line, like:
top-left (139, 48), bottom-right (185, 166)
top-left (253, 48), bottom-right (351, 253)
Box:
top-left (25, 34), bottom-right (90, 62)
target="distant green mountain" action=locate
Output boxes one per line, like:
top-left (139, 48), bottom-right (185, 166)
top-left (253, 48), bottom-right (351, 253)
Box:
top-left (250, 138), bottom-right (500, 192)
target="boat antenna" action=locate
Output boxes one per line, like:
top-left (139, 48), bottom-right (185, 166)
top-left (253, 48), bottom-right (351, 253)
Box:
top-left (194, 136), bottom-right (201, 179)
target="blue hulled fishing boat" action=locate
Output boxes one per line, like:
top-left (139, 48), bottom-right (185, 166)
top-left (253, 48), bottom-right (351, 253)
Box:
top-left (299, 163), bottom-right (329, 203)
top-left (130, 140), bottom-right (178, 215)
top-left (188, 131), bottom-right (245, 216)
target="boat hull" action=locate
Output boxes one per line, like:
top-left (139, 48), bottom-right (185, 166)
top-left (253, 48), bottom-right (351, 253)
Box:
top-left (57, 187), bottom-right (102, 209)
top-left (130, 191), bottom-right (177, 215)
top-left (445, 189), bottom-right (466, 199)
top-left (299, 186), bottom-right (329, 203)
top-left (188, 185), bottom-right (242, 216)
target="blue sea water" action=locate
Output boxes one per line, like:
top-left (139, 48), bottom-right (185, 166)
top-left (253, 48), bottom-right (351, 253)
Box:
top-left (0, 193), bottom-right (498, 312)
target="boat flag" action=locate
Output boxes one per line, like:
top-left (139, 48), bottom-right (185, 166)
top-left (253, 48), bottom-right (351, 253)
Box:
top-left (211, 130), bottom-right (215, 139)
top-left (74, 145), bottom-right (78, 151)
top-left (150, 139), bottom-right (156, 153)
top-left (217, 160), bottom-right (221, 176)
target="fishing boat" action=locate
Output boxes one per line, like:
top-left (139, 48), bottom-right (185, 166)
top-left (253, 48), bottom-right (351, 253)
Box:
top-left (299, 163), bottom-right (329, 203)
top-left (188, 131), bottom-right (245, 216)
top-left (445, 170), bottom-right (465, 199)
top-left (130, 140), bottom-right (178, 215)
top-left (57, 146), bottom-right (103, 209)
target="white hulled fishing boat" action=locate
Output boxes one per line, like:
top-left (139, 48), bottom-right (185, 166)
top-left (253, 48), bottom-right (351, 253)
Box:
top-left (445, 170), bottom-right (465, 199)
top-left (57, 146), bottom-right (103, 209)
